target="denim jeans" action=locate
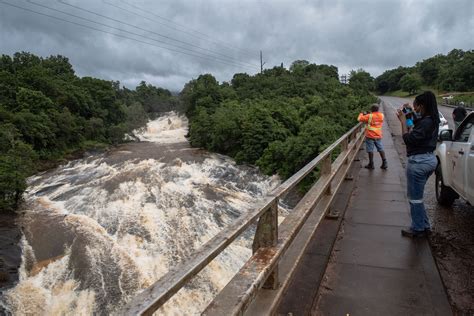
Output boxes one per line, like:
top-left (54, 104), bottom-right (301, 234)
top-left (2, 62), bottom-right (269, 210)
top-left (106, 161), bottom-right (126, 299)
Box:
top-left (406, 153), bottom-right (437, 231)
top-left (365, 137), bottom-right (384, 153)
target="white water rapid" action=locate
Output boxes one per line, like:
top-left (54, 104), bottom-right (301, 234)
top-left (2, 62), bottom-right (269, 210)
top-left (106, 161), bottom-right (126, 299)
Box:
top-left (0, 112), bottom-right (281, 315)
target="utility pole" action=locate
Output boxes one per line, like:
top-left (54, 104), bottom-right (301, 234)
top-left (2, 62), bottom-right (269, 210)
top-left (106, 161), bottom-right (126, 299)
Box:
top-left (260, 50), bottom-right (266, 73)
top-left (340, 74), bottom-right (347, 85)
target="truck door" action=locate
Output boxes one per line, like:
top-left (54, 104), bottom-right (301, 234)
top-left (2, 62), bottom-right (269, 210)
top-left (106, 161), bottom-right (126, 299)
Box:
top-left (450, 115), bottom-right (474, 196)
top-left (467, 128), bottom-right (474, 203)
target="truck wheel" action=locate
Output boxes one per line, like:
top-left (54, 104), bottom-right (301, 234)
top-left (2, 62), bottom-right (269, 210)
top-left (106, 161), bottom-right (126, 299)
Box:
top-left (435, 164), bottom-right (458, 206)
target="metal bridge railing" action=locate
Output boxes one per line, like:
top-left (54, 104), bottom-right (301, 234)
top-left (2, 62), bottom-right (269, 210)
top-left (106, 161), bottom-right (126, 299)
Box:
top-left (120, 122), bottom-right (365, 316)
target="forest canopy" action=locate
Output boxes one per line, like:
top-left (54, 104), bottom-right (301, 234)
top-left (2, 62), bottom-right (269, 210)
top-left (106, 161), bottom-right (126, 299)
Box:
top-left (182, 61), bottom-right (376, 180)
top-left (375, 49), bottom-right (474, 94)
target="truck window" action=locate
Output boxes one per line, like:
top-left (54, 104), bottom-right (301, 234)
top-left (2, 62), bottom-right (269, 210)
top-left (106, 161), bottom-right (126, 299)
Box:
top-left (454, 115), bottom-right (474, 142)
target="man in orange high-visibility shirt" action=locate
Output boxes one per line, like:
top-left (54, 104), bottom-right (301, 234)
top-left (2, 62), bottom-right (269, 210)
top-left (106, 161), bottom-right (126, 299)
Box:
top-left (357, 104), bottom-right (387, 170)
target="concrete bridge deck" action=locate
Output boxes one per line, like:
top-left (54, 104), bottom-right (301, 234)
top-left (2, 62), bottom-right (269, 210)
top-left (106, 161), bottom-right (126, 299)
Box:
top-left (275, 106), bottom-right (452, 315)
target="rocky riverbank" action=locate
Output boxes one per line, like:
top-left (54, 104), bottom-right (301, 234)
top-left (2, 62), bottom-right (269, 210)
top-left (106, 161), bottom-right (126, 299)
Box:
top-left (0, 212), bottom-right (22, 312)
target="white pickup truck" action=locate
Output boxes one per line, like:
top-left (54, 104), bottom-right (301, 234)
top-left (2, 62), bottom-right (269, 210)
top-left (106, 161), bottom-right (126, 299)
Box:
top-left (435, 112), bottom-right (474, 206)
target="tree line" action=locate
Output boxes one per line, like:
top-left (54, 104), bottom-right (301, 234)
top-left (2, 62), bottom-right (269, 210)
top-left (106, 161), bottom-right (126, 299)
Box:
top-left (0, 52), bottom-right (181, 211)
top-left (182, 61), bottom-right (376, 183)
top-left (375, 49), bottom-right (474, 94)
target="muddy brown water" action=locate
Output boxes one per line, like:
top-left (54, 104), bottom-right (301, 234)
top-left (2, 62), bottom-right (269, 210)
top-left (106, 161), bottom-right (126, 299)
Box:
top-left (0, 113), bottom-right (283, 315)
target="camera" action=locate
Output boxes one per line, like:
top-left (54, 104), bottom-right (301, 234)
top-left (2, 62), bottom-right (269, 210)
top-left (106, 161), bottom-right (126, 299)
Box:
top-left (402, 107), bottom-right (413, 117)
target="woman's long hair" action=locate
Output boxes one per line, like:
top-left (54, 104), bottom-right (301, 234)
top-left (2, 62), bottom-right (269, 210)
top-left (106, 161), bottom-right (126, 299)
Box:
top-left (414, 91), bottom-right (440, 125)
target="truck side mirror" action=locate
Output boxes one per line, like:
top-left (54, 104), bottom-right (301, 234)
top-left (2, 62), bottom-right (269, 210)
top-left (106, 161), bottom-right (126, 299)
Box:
top-left (438, 129), bottom-right (453, 142)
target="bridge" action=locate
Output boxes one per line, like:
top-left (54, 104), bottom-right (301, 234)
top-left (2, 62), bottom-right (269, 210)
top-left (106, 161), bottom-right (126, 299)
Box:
top-left (121, 98), bottom-right (453, 315)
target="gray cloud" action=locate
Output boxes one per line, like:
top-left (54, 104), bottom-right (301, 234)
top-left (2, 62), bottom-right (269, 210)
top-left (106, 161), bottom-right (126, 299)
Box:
top-left (1, 0), bottom-right (473, 91)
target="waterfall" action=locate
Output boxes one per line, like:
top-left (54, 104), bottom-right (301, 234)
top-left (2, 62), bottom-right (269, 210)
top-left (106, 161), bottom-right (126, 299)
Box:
top-left (1, 112), bottom-right (280, 315)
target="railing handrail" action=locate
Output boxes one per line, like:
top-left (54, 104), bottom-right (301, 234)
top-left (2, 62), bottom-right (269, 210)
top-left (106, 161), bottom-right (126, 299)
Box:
top-left (204, 123), bottom-right (365, 315)
top-left (272, 122), bottom-right (362, 197)
top-left (120, 122), bottom-right (364, 316)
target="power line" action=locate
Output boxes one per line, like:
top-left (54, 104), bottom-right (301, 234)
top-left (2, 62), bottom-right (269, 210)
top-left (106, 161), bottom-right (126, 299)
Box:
top-left (56, 0), bottom-right (258, 68)
top-left (0, 1), bottom-right (258, 71)
top-left (103, 0), bottom-right (257, 59)
top-left (118, 0), bottom-right (258, 57)
top-left (24, 0), bottom-right (258, 70)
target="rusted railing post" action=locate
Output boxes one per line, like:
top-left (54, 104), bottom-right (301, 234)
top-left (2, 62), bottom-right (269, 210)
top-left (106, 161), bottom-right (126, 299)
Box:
top-left (320, 155), bottom-right (332, 195)
top-left (341, 137), bottom-right (348, 151)
top-left (341, 138), bottom-right (349, 165)
top-left (321, 154), bottom-right (338, 218)
top-left (252, 199), bottom-right (278, 289)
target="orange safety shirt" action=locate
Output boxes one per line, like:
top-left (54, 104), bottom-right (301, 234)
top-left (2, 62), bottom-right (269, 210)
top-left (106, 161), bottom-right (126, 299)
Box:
top-left (358, 111), bottom-right (384, 139)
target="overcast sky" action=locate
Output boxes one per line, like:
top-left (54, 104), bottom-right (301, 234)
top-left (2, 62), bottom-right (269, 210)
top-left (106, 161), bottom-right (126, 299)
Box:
top-left (1, 0), bottom-right (473, 91)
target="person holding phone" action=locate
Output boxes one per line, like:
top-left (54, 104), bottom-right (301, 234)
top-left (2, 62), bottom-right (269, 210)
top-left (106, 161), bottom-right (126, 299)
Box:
top-left (396, 92), bottom-right (440, 238)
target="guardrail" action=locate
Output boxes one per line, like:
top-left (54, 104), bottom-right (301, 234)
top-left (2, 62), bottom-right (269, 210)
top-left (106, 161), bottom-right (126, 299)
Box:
top-left (441, 99), bottom-right (473, 111)
top-left (120, 122), bottom-right (365, 316)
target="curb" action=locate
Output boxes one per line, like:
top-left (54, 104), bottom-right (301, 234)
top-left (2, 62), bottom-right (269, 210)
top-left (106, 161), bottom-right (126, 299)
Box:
top-left (440, 103), bottom-right (473, 111)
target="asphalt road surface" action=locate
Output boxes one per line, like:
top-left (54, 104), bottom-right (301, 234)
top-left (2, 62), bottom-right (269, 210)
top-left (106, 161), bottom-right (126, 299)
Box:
top-left (380, 96), bottom-right (474, 314)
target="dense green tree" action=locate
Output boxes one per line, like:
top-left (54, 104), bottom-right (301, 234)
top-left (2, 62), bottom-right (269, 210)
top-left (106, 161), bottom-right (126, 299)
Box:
top-left (16, 87), bottom-right (55, 113)
top-left (0, 141), bottom-right (36, 211)
top-left (135, 81), bottom-right (179, 114)
top-left (12, 52), bottom-right (42, 70)
top-left (289, 60), bottom-right (310, 73)
top-left (183, 74), bottom-right (222, 116)
top-left (400, 74), bottom-right (422, 94)
top-left (349, 69), bottom-right (375, 92)
top-left (0, 71), bottom-right (18, 109)
top-left (208, 101), bottom-right (243, 155)
top-left (375, 66), bottom-right (411, 93)
top-left (41, 55), bottom-right (75, 77)
top-left (188, 106), bottom-right (213, 148)
top-left (184, 60), bottom-right (376, 181)
top-left (376, 49), bottom-right (474, 93)
top-left (124, 102), bottom-right (148, 131)
top-left (417, 57), bottom-right (441, 85)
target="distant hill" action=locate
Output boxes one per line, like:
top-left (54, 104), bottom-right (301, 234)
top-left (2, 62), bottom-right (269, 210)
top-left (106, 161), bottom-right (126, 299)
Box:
top-left (375, 49), bottom-right (474, 95)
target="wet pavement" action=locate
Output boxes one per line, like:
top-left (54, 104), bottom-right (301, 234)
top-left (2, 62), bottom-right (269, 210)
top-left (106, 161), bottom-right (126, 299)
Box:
top-left (381, 96), bottom-right (474, 315)
top-left (312, 104), bottom-right (452, 315)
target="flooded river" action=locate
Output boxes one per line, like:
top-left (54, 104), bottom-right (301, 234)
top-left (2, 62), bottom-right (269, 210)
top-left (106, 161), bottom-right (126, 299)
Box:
top-left (0, 113), bottom-right (280, 315)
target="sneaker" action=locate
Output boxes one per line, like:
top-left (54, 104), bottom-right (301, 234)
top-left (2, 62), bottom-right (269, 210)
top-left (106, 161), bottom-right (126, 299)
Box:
top-left (401, 228), bottom-right (426, 238)
top-left (424, 228), bottom-right (432, 235)
top-left (381, 160), bottom-right (388, 169)
top-left (364, 163), bottom-right (374, 170)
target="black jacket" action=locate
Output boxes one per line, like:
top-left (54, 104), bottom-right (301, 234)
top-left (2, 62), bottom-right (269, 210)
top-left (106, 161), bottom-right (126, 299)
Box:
top-left (453, 106), bottom-right (467, 122)
top-left (402, 116), bottom-right (438, 156)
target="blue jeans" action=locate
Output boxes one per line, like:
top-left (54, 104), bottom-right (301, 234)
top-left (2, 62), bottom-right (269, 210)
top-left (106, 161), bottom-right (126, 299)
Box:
top-left (406, 153), bottom-right (437, 231)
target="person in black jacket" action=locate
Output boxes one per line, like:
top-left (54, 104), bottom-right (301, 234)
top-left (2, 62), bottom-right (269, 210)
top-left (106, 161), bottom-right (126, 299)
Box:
top-left (396, 91), bottom-right (440, 238)
top-left (452, 105), bottom-right (467, 131)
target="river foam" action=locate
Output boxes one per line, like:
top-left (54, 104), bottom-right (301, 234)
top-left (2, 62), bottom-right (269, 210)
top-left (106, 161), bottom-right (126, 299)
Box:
top-left (1, 113), bottom-right (280, 315)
